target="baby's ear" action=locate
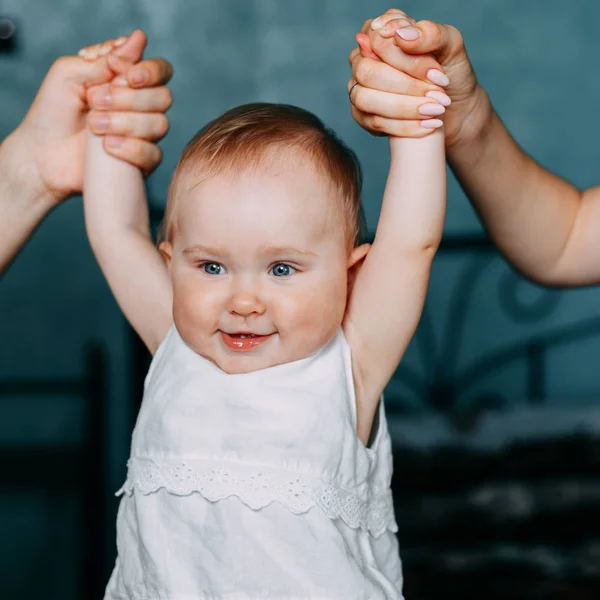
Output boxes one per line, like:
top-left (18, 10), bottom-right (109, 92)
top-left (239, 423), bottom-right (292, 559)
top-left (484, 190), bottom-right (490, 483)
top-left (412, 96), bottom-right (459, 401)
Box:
top-left (159, 241), bottom-right (173, 268)
top-left (348, 243), bottom-right (370, 268)
top-left (347, 243), bottom-right (370, 292)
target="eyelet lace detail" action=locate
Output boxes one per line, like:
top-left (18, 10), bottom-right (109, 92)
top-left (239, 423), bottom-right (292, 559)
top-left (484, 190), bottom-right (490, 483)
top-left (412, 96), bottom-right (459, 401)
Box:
top-left (117, 457), bottom-right (397, 537)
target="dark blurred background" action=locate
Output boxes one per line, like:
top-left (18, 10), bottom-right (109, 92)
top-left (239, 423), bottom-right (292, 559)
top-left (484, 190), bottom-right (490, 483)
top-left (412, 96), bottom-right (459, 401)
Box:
top-left (2, 1), bottom-right (600, 599)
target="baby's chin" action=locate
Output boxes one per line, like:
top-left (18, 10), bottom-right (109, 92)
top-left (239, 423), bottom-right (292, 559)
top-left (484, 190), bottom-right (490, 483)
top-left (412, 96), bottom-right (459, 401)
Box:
top-left (212, 343), bottom-right (299, 374)
top-left (208, 344), bottom-right (315, 375)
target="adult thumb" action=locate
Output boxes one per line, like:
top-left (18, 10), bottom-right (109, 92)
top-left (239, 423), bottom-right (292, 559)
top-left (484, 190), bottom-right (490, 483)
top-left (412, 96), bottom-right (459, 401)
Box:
top-left (394, 20), bottom-right (465, 65)
top-left (51, 54), bottom-right (114, 88)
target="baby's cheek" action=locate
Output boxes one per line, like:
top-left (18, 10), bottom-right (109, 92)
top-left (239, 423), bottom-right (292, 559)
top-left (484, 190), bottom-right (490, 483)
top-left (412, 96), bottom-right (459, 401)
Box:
top-left (287, 281), bottom-right (346, 340)
top-left (172, 277), bottom-right (217, 333)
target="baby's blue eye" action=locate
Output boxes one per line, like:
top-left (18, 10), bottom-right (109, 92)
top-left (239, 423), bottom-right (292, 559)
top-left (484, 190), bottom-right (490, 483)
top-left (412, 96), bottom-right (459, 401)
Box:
top-left (202, 262), bottom-right (225, 275)
top-left (270, 263), bottom-right (295, 277)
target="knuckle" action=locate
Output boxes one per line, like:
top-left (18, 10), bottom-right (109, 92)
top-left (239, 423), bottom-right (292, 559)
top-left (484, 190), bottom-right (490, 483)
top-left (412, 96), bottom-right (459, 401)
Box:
top-left (354, 58), bottom-right (372, 85)
top-left (52, 56), bottom-right (73, 75)
top-left (163, 87), bottom-right (173, 110)
top-left (142, 143), bottom-right (162, 174)
top-left (154, 114), bottom-right (169, 138)
top-left (351, 88), bottom-right (366, 112)
top-left (420, 20), bottom-right (442, 42)
top-left (447, 24), bottom-right (465, 49)
top-left (149, 144), bottom-right (162, 168)
top-left (369, 115), bottom-right (385, 132)
top-left (350, 105), bottom-right (363, 122)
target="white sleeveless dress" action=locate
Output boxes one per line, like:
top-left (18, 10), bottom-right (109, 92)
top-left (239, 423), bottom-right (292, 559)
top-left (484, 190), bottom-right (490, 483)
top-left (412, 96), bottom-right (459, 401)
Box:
top-left (104, 326), bottom-right (403, 599)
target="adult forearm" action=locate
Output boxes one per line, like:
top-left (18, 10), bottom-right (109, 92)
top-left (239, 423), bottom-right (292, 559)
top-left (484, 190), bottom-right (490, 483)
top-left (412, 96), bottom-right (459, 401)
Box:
top-left (0, 133), bottom-right (55, 274)
top-left (447, 87), bottom-right (581, 284)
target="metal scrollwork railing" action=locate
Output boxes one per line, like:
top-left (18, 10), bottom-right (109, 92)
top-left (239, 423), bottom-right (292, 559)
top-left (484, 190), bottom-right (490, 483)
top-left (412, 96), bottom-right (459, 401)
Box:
top-left (386, 234), bottom-right (600, 426)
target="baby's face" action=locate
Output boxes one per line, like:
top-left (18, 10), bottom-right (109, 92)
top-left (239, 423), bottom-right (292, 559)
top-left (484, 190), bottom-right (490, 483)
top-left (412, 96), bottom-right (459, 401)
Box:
top-left (162, 160), bottom-right (361, 374)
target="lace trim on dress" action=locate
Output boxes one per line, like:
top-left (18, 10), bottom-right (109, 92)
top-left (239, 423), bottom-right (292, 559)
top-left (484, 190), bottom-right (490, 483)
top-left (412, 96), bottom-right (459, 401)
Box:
top-left (116, 457), bottom-right (397, 538)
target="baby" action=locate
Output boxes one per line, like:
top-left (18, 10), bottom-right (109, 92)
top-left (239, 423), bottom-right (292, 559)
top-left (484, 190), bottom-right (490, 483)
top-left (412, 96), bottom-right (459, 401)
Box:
top-left (81, 18), bottom-right (448, 600)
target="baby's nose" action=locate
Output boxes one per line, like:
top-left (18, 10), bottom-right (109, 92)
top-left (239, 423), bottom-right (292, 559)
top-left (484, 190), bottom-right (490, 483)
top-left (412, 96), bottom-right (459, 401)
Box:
top-left (228, 289), bottom-right (266, 317)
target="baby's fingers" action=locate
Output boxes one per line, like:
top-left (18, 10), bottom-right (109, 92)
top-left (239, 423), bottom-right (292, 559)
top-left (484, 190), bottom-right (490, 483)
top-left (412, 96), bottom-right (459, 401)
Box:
top-left (78, 36), bottom-right (127, 61)
top-left (369, 9), bottom-right (415, 32)
top-left (371, 16), bottom-right (415, 38)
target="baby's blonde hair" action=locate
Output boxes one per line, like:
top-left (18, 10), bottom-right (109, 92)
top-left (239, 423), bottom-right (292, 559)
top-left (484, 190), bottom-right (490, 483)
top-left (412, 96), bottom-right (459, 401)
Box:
top-left (160, 103), bottom-right (366, 248)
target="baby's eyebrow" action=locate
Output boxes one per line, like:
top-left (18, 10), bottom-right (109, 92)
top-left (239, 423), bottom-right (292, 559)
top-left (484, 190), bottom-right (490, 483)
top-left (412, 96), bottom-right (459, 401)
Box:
top-left (261, 246), bottom-right (317, 258)
top-left (181, 245), bottom-right (317, 258)
top-left (182, 244), bottom-right (225, 256)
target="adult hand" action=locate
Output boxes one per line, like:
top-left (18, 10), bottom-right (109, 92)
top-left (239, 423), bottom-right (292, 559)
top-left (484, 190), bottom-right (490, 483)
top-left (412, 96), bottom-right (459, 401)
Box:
top-left (349, 9), bottom-right (487, 148)
top-left (1, 30), bottom-right (173, 209)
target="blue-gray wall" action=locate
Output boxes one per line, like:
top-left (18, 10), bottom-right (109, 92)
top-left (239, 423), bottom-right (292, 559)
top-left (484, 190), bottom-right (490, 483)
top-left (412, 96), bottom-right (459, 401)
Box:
top-left (2, 1), bottom-right (600, 598)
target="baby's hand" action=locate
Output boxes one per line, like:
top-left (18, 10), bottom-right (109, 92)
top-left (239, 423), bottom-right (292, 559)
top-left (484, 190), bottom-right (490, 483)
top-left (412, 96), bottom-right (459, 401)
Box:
top-left (78, 36), bottom-right (129, 60)
top-left (78, 32), bottom-right (172, 174)
top-left (349, 9), bottom-right (451, 138)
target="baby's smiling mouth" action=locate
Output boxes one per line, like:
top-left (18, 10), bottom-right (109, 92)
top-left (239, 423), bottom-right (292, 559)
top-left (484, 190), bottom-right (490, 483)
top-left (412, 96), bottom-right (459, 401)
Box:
top-left (219, 331), bottom-right (275, 352)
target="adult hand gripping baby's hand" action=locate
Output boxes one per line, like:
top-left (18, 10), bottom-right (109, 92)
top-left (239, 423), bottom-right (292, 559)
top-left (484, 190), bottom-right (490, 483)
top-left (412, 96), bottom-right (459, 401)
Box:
top-left (349, 8), bottom-right (483, 147)
top-left (80, 31), bottom-right (173, 175)
top-left (4, 30), bottom-right (173, 208)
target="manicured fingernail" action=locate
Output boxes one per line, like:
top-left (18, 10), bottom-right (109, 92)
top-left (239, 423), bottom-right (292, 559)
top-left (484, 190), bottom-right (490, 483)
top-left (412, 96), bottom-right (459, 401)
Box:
top-left (106, 136), bottom-right (124, 148)
top-left (90, 113), bottom-right (110, 132)
top-left (114, 35), bottom-right (128, 47)
top-left (421, 119), bottom-right (444, 129)
top-left (426, 91), bottom-right (452, 106)
top-left (379, 19), bottom-right (410, 35)
top-left (371, 17), bottom-right (385, 29)
top-left (418, 103), bottom-right (445, 116)
top-left (92, 89), bottom-right (111, 108)
top-left (427, 69), bottom-right (450, 87)
top-left (396, 26), bottom-right (420, 41)
top-left (129, 68), bottom-right (148, 85)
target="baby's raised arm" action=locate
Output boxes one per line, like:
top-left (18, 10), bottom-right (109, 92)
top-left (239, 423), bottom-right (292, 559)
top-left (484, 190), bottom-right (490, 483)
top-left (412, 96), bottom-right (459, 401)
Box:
top-left (344, 25), bottom-right (446, 441)
top-left (345, 133), bottom-right (445, 440)
top-left (83, 47), bottom-right (173, 353)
